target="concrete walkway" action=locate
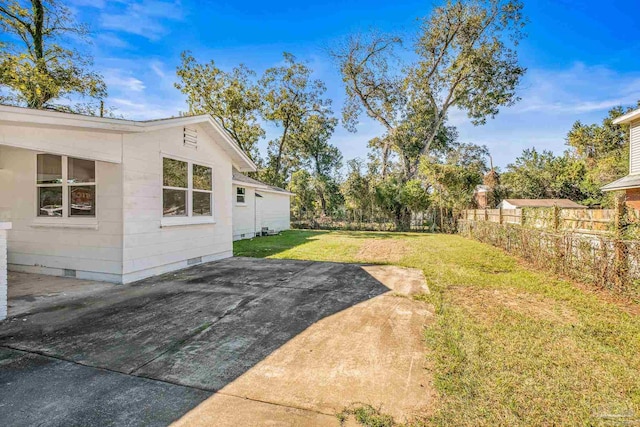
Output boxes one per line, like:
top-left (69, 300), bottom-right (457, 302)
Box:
top-left (0, 258), bottom-right (432, 426)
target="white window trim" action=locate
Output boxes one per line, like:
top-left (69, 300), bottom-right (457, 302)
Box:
top-left (236, 186), bottom-right (247, 206)
top-left (161, 155), bottom-right (215, 227)
top-left (33, 154), bottom-right (98, 227)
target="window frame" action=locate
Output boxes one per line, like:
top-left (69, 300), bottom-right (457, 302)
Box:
top-left (161, 155), bottom-right (215, 227)
top-left (35, 154), bottom-right (97, 220)
top-left (236, 186), bottom-right (246, 206)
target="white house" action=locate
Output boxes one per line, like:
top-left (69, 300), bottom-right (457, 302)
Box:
top-left (232, 169), bottom-right (293, 240)
top-left (0, 105), bottom-right (257, 293)
top-left (602, 107), bottom-right (640, 209)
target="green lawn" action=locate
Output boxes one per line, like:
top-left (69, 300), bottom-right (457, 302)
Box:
top-left (234, 230), bottom-right (640, 426)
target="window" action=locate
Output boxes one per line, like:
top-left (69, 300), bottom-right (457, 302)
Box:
top-left (162, 157), bottom-right (213, 218)
top-left (37, 154), bottom-right (96, 217)
top-left (236, 187), bottom-right (246, 204)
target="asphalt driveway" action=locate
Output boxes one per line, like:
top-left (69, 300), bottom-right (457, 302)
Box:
top-left (0, 257), bottom-right (432, 426)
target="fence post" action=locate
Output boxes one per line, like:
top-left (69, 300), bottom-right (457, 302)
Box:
top-left (473, 209), bottom-right (477, 222)
top-left (499, 207), bottom-right (503, 225)
top-left (613, 194), bottom-right (629, 292)
top-left (520, 208), bottom-right (525, 226)
top-left (553, 205), bottom-right (560, 232)
top-left (484, 208), bottom-right (488, 222)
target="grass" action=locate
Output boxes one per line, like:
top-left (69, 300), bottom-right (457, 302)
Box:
top-left (234, 230), bottom-right (640, 426)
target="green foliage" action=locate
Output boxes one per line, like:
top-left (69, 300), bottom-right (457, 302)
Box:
top-left (501, 104), bottom-right (636, 207)
top-left (175, 52), bottom-right (264, 162)
top-left (501, 148), bottom-right (588, 201)
top-left (288, 169), bottom-right (315, 219)
top-left (259, 52), bottom-right (333, 187)
top-left (0, 0), bottom-right (106, 111)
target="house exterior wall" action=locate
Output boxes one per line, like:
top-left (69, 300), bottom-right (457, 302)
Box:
top-left (0, 145), bottom-right (124, 282)
top-left (232, 184), bottom-right (257, 240)
top-left (625, 188), bottom-right (640, 210)
top-left (259, 191), bottom-right (291, 233)
top-left (0, 121), bottom-right (122, 163)
top-left (120, 124), bottom-right (233, 283)
top-left (0, 223), bottom-right (9, 320)
top-left (630, 120), bottom-right (640, 174)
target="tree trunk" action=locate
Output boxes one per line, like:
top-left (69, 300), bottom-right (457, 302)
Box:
top-left (394, 206), bottom-right (411, 231)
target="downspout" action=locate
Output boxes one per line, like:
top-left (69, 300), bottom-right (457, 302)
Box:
top-left (254, 188), bottom-right (257, 238)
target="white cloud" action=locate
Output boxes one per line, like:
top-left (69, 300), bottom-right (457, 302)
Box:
top-left (103, 70), bottom-right (146, 92)
top-left (99, 0), bottom-right (184, 40)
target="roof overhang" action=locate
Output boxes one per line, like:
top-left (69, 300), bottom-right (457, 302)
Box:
top-left (601, 174), bottom-right (640, 192)
top-left (613, 108), bottom-right (640, 125)
top-left (0, 105), bottom-right (257, 172)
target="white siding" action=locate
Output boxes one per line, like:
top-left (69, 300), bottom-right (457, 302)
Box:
top-left (120, 124), bottom-right (233, 283)
top-left (258, 191), bottom-right (291, 233)
top-left (0, 122), bottom-right (122, 163)
top-left (630, 120), bottom-right (640, 174)
top-left (232, 185), bottom-right (257, 240)
top-left (0, 145), bottom-right (124, 282)
top-left (0, 224), bottom-right (8, 320)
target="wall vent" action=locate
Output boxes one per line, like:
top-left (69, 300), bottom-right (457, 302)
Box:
top-left (63, 269), bottom-right (77, 278)
top-left (184, 127), bottom-right (198, 149)
top-left (187, 256), bottom-right (202, 266)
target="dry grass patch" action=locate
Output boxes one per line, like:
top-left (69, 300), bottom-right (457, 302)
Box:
top-left (449, 286), bottom-right (578, 325)
top-left (356, 239), bottom-right (410, 263)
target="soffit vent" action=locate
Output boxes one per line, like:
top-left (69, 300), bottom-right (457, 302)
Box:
top-left (184, 127), bottom-right (198, 149)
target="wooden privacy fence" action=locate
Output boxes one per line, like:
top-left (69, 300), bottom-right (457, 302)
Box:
top-left (461, 207), bottom-right (620, 235)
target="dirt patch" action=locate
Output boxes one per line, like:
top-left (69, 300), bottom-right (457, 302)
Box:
top-left (450, 287), bottom-right (579, 325)
top-left (356, 239), bottom-right (410, 263)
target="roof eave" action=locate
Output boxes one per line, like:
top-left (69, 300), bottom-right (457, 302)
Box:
top-left (613, 108), bottom-right (640, 125)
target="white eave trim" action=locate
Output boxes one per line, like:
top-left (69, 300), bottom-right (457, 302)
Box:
top-left (613, 108), bottom-right (640, 125)
top-left (0, 105), bottom-right (257, 172)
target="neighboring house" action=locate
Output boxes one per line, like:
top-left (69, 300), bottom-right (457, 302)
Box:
top-left (601, 107), bottom-right (640, 208)
top-left (0, 105), bottom-right (256, 285)
top-left (232, 169), bottom-right (293, 240)
top-left (497, 199), bottom-right (584, 209)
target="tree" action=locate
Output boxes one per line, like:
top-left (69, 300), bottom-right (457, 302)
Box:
top-left (500, 148), bottom-right (586, 201)
top-left (342, 159), bottom-right (374, 222)
top-left (408, 0), bottom-right (526, 175)
top-left (0, 0), bottom-right (106, 110)
top-left (421, 143), bottom-right (489, 213)
top-left (293, 114), bottom-right (343, 215)
top-left (175, 52), bottom-right (264, 162)
top-left (331, 33), bottom-right (404, 176)
top-left (566, 104), bottom-right (633, 206)
top-left (259, 53), bottom-right (332, 187)
top-left (288, 169), bottom-right (315, 220)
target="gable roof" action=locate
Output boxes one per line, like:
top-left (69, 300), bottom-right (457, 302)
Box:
top-left (501, 199), bottom-right (583, 208)
top-left (0, 104), bottom-right (257, 172)
top-left (232, 169), bottom-right (294, 196)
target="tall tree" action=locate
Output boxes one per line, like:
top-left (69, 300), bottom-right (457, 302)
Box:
top-left (408, 0), bottom-right (526, 175)
top-left (0, 0), bottom-right (106, 110)
top-left (259, 52), bottom-right (332, 187)
top-left (292, 114), bottom-right (343, 215)
top-left (331, 33), bottom-right (404, 177)
top-left (175, 52), bottom-right (264, 162)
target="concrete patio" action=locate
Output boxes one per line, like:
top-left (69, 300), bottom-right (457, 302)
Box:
top-left (0, 257), bottom-right (432, 426)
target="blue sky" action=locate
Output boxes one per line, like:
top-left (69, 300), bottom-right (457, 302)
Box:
top-left (62, 0), bottom-right (640, 168)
